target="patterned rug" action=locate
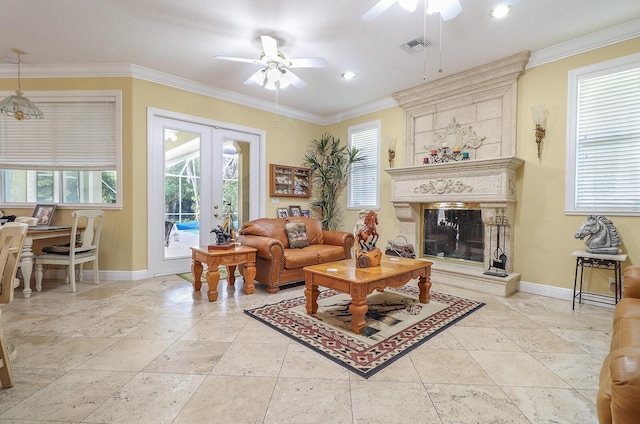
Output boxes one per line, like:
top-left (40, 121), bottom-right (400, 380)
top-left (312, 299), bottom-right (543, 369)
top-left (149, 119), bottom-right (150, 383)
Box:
top-left (245, 286), bottom-right (484, 378)
top-left (177, 268), bottom-right (231, 283)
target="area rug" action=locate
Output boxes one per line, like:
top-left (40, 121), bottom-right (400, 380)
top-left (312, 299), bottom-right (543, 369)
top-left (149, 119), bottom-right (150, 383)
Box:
top-left (244, 286), bottom-right (484, 378)
top-left (177, 268), bottom-right (230, 283)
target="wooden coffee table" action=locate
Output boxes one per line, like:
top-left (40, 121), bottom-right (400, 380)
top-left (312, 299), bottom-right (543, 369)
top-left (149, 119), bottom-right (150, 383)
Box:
top-left (190, 245), bottom-right (257, 302)
top-left (304, 256), bottom-right (432, 334)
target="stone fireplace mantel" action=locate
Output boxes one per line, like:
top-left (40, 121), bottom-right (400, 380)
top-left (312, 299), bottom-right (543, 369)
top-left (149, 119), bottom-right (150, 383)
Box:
top-left (387, 157), bottom-right (523, 205)
top-left (388, 52), bottom-right (530, 297)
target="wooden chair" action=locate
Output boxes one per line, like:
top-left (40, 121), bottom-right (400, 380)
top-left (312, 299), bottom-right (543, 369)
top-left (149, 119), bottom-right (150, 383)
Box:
top-left (34, 210), bottom-right (104, 293)
top-left (0, 222), bottom-right (29, 388)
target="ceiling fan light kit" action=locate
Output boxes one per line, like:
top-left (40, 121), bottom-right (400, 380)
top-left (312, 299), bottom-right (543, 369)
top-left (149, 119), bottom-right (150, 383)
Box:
top-left (216, 35), bottom-right (325, 91)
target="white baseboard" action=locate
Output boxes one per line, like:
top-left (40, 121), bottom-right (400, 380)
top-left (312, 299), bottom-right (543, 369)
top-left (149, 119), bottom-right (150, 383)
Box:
top-left (518, 279), bottom-right (615, 309)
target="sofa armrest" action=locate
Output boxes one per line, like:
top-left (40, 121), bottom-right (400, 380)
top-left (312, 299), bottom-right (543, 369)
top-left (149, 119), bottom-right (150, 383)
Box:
top-left (623, 266), bottom-right (640, 299)
top-left (322, 230), bottom-right (355, 259)
top-left (239, 235), bottom-right (285, 261)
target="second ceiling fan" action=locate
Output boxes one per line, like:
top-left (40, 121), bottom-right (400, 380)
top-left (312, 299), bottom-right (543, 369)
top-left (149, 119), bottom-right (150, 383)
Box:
top-left (362, 0), bottom-right (462, 21)
top-left (215, 35), bottom-right (327, 90)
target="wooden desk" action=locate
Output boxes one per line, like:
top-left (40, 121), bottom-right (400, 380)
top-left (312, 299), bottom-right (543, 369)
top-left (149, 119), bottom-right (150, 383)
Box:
top-left (190, 245), bottom-right (257, 302)
top-left (572, 250), bottom-right (627, 309)
top-left (304, 257), bottom-right (432, 334)
top-left (21, 226), bottom-right (72, 299)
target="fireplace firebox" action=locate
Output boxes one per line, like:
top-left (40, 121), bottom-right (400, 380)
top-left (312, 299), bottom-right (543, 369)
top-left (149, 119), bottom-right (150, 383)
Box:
top-left (423, 203), bottom-right (483, 263)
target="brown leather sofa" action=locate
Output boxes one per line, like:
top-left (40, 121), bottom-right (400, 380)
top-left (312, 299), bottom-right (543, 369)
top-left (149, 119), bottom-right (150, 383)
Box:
top-left (238, 216), bottom-right (354, 293)
top-left (597, 265), bottom-right (640, 424)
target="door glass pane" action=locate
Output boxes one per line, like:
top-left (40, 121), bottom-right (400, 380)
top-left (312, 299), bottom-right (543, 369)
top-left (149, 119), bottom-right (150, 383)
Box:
top-left (221, 139), bottom-right (248, 236)
top-left (164, 129), bottom-right (201, 259)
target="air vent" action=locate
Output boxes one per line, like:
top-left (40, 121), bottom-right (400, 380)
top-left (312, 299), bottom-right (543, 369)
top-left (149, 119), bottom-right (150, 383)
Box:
top-left (400, 37), bottom-right (430, 54)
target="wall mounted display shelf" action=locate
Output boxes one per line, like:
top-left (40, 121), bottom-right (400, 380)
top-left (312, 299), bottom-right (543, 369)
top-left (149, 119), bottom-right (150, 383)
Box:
top-left (269, 164), bottom-right (311, 198)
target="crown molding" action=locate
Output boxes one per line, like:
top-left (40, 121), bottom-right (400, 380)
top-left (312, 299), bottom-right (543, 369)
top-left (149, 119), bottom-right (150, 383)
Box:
top-left (528, 18), bottom-right (640, 69)
top-left (128, 65), bottom-right (325, 125)
top-left (319, 97), bottom-right (399, 126)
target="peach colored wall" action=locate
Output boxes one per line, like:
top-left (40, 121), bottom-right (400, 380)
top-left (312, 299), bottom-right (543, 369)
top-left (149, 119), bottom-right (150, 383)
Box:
top-left (514, 37), bottom-right (640, 293)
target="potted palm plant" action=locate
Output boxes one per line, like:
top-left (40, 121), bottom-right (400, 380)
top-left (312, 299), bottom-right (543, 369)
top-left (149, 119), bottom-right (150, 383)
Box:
top-left (302, 133), bottom-right (363, 230)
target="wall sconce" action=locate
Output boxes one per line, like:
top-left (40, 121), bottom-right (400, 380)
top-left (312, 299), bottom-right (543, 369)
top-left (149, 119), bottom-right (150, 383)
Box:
top-left (531, 104), bottom-right (547, 159)
top-left (386, 136), bottom-right (396, 167)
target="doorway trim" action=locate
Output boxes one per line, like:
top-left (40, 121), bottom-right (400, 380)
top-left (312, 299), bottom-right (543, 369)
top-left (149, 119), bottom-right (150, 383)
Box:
top-left (146, 107), bottom-right (266, 277)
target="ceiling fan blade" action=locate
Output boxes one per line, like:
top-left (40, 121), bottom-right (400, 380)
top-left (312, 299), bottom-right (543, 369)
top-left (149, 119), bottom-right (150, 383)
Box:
top-left (282, 69), bottom-right (307, 88)
top-left (362, 0), bottom-right (397, 21)
top-left (261, 35), bottom-right (278, 58)
top-left (287, 57), bottom-right (327, 68)
top-left (215, 55), bottom-right (261, 64)
top-left (243, 69), bottom-right (265, 85)
top-left (440, 0), bottom-right (462, 20)
top-left (428, 0), bottom-right (462, 21)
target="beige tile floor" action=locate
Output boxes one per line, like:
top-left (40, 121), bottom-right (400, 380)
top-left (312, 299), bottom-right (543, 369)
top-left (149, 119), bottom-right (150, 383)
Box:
top-left (0, 274), bottom-right (613, 424)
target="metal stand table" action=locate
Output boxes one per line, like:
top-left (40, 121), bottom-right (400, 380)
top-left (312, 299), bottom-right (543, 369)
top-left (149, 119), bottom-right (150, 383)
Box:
top-left (572, 250), bottom-right (627, 310)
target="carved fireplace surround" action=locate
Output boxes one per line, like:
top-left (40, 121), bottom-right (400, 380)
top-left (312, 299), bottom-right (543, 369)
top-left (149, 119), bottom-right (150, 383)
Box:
top-left (387, 52), bottom-right (530, 296)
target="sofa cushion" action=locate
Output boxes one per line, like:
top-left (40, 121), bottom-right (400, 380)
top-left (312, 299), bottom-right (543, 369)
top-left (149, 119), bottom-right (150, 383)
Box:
top-left (287, 216), bottom-right (324, 245)
top-left (304, 244), bottom-right (345, 263)
top-left (285, 222), bottom-right (310, 248)
top-left (283, 248), bottom-right (320, 269)
top-left (241, 218), bottom-right (289, 246)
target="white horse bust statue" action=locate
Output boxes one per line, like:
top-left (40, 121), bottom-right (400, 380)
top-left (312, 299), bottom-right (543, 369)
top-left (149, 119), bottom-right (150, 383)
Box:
top-left (574, 215), bottom-right (622, 254)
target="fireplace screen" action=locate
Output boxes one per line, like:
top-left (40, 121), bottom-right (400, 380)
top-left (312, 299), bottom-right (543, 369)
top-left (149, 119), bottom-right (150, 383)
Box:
top-left (422, 203), bottom-right (483, 263)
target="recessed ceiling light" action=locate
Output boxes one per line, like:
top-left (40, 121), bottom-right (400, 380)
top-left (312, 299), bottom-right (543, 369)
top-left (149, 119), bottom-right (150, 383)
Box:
top-left (342, 71), bottom-right (356, 80)
top-left (490, 4), bottom-right (511, 18)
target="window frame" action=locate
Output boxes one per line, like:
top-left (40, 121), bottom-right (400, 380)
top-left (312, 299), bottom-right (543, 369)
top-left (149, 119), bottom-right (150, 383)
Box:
top-left (0, 90), bottom-right (122, 209)
top-left (347, 120), bottom-right (381, 211)
top-left (565, 52), bottom-right (640, 216)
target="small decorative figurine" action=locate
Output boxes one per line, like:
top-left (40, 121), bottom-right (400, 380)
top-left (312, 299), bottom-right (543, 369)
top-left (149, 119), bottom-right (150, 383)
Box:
top-left (574, 215), bottom-right (622, 254)
top-left (210, 225), bottom-right (233, 246)
top-left (355, 210), bottom-right (382, 268)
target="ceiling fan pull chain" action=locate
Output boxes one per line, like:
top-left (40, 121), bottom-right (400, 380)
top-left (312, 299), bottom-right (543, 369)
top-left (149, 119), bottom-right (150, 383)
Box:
top-left (438, 16), bottom-right (443, 73)
top-left (274, 89), bottom-right (280, 129)
top-left (422, 0), bottom-right (428, 80)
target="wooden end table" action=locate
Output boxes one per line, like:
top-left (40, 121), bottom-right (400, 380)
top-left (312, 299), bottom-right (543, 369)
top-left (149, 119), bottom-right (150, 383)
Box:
top-left (304, 256), bottom-right (432, 334)
top-left (190, 245), bottom-right (257, 302)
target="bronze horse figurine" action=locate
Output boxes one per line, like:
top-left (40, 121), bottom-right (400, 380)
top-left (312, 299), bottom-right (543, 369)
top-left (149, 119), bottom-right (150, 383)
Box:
top-left (356, 211), bottom-right (379, 252)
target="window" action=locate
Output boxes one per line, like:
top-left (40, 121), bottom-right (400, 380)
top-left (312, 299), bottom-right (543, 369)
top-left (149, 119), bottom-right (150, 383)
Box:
top-left (0, 91), bottom-right (121, 206)
top-left (566, 53), bottom-right (640, 215)
top-left (348, 120), bottom-right (380, 210)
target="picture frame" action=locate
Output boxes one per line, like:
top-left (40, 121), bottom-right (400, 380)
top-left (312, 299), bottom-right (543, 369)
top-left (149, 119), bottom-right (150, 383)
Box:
top-left (289, 205), bottom-right (302, 217)
top-left (277, 207), bottom-right (289, 218)
top-left (301, 209), bottom-right (311, 218)
top-left (32, 204), bottom-right (57, 226)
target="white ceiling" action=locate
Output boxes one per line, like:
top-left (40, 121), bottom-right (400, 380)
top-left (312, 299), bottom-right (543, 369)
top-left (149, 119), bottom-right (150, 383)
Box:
top-left (1, 0), bottom-right (639, 121)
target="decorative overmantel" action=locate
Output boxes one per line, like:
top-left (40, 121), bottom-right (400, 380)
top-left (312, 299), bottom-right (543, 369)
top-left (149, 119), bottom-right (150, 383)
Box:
top-left (386, 52), bottom-right (530, 297)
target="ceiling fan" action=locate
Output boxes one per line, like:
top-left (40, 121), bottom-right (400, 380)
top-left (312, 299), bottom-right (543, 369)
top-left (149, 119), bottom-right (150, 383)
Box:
top-left (215, 35), bottom-right (327, 90)
top-left (362, 0), bottom-right (462, 21)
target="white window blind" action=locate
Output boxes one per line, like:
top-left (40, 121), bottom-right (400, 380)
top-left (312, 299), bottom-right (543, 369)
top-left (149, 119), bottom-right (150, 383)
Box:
top-left (566, 53), bottom-right (640, 215)
top-left (0, 95), bottom-right (117, 170)
top-left (348, 121), bottom-right (380, 209)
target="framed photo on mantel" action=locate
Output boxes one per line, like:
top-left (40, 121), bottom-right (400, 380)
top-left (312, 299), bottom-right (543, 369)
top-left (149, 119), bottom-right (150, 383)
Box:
top-left (277, 207), bottom-right (289, 218)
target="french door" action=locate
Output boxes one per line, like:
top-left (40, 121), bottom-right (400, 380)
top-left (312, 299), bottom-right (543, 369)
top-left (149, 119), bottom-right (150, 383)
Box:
top-left (148, 111), bottom-right (263, 277)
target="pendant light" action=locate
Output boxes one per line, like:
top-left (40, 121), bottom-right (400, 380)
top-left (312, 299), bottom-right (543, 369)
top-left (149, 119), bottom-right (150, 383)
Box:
top-left (0, 48), bottom-right (44, 120)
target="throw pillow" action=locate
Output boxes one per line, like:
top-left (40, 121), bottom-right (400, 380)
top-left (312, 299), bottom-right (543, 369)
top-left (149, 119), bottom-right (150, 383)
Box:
top-left (285, 222), bottom-right (309, 249)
